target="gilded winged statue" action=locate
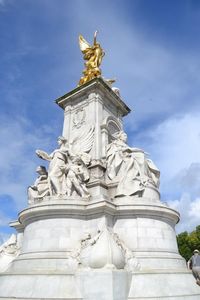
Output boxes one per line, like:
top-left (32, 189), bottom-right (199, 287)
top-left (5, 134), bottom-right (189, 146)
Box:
top-left (78, 31), bottom-right (105, 86)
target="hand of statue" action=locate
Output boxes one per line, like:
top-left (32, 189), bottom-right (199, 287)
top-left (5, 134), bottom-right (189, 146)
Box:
top-left (36, 150), bottom-right (51, 161)
top-left (59, 165), bottom-right (68, 173)
top-left (131, 147), bottom-right (144, 153)
top-left (122, 147), bottom-right (132, 153)
top-left (30, 185), bottom-right (37, 190)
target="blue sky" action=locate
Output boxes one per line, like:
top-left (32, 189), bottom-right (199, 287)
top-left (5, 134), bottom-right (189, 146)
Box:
top-left (0, 0), bottom-right (200, 240)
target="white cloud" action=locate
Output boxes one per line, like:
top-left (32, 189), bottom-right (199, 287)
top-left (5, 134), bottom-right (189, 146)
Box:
top-left (0, 0), bottom-right (13, 9)
top-left (0, 211), bottom-right (10, 227)
top-left (190, 198), bottom-right (200, 219)
top-left (176, 163), bottom-right (200, 195)
top-left (131, 113), bottom-right (200, 197)
top-left (0, 116), bottom-right (55, 210)
top-left (132, 112), bottom-right (200, 233)
top-left (0, 233), bottom-right (11, 244)
top-left (168, 194), bottom-right (200, 233)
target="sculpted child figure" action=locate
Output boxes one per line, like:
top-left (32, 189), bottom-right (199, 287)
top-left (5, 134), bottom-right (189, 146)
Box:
top-left (65, 157), bottom-right (90, 197)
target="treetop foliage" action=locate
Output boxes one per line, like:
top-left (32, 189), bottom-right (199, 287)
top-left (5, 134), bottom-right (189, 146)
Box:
top-left (177, 225), bottom-right (200, 261)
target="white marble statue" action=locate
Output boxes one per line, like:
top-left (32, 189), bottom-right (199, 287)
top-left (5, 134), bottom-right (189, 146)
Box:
top-left (112, 232), bottom-right (140, 271)
top-left (77, 220), bottom-right (140, 271)
top-left (103, 77), bottom-right (121, 97)
top-left (106, 131), bottom-right (160, 197)
top-left (28, 166), bottom-right (49, 204)
top-left (0, 234), bottom-right (20, 273)
top-left (66, 157), bottom-right (90, 197)
top-left (78, 226), bottom-right (125, 269)
top-left (35, 126), bottom-right (94, 198)
top-left (36, 136), bottom-right (69, 196)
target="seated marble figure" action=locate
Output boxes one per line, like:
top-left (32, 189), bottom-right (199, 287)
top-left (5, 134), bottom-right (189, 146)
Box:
top-left (106, 130), bottom-right (160, 197)
top-left (28, 165), bottom-right (49, 204)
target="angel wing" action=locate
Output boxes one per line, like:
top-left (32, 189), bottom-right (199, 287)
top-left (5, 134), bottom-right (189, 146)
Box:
top-left (79, 35), bottom-right (92, 52)
top-left (70, 125), bottom-right (95, 164)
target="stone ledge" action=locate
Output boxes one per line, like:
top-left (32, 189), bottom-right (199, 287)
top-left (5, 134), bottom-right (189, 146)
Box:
top-left (18, 198), bottom-right (179, 226)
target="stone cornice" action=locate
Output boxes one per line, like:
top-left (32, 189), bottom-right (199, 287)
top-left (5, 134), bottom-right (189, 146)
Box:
top-left (55, 77), bottom-right (131, 117)
top-left (18, 198), bottom-right (179, 226)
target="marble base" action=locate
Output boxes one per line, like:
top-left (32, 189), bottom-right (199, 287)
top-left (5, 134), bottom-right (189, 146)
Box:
top-left (0, 197), bottom-right (199, 299)
top-left (0, 269), bottom-right (199, 300)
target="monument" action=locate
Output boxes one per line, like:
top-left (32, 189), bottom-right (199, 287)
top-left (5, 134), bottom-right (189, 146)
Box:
top-left (0, 32), bottom-right (199, 299)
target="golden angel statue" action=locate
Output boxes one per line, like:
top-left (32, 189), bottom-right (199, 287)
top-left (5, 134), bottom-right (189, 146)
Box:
top-left (78, 31), bottom-right (105, 86)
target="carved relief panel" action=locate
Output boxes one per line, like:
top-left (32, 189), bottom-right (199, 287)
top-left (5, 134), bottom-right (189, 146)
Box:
top-left (72, 108), bottom-right (86, 129)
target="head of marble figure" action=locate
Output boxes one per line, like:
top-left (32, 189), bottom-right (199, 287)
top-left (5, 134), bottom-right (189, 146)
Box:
top-left (114, 131), bottom-right (127, 143)
top-left (57, 136), bottom-right (67, 146)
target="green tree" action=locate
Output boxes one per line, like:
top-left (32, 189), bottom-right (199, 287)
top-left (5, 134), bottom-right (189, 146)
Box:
top-left (177, 231), bottom-right (191, 261)
top-left (177, 226), bottom-right (200, 261)
top-left (196, 225), bottom-right (200, 240)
